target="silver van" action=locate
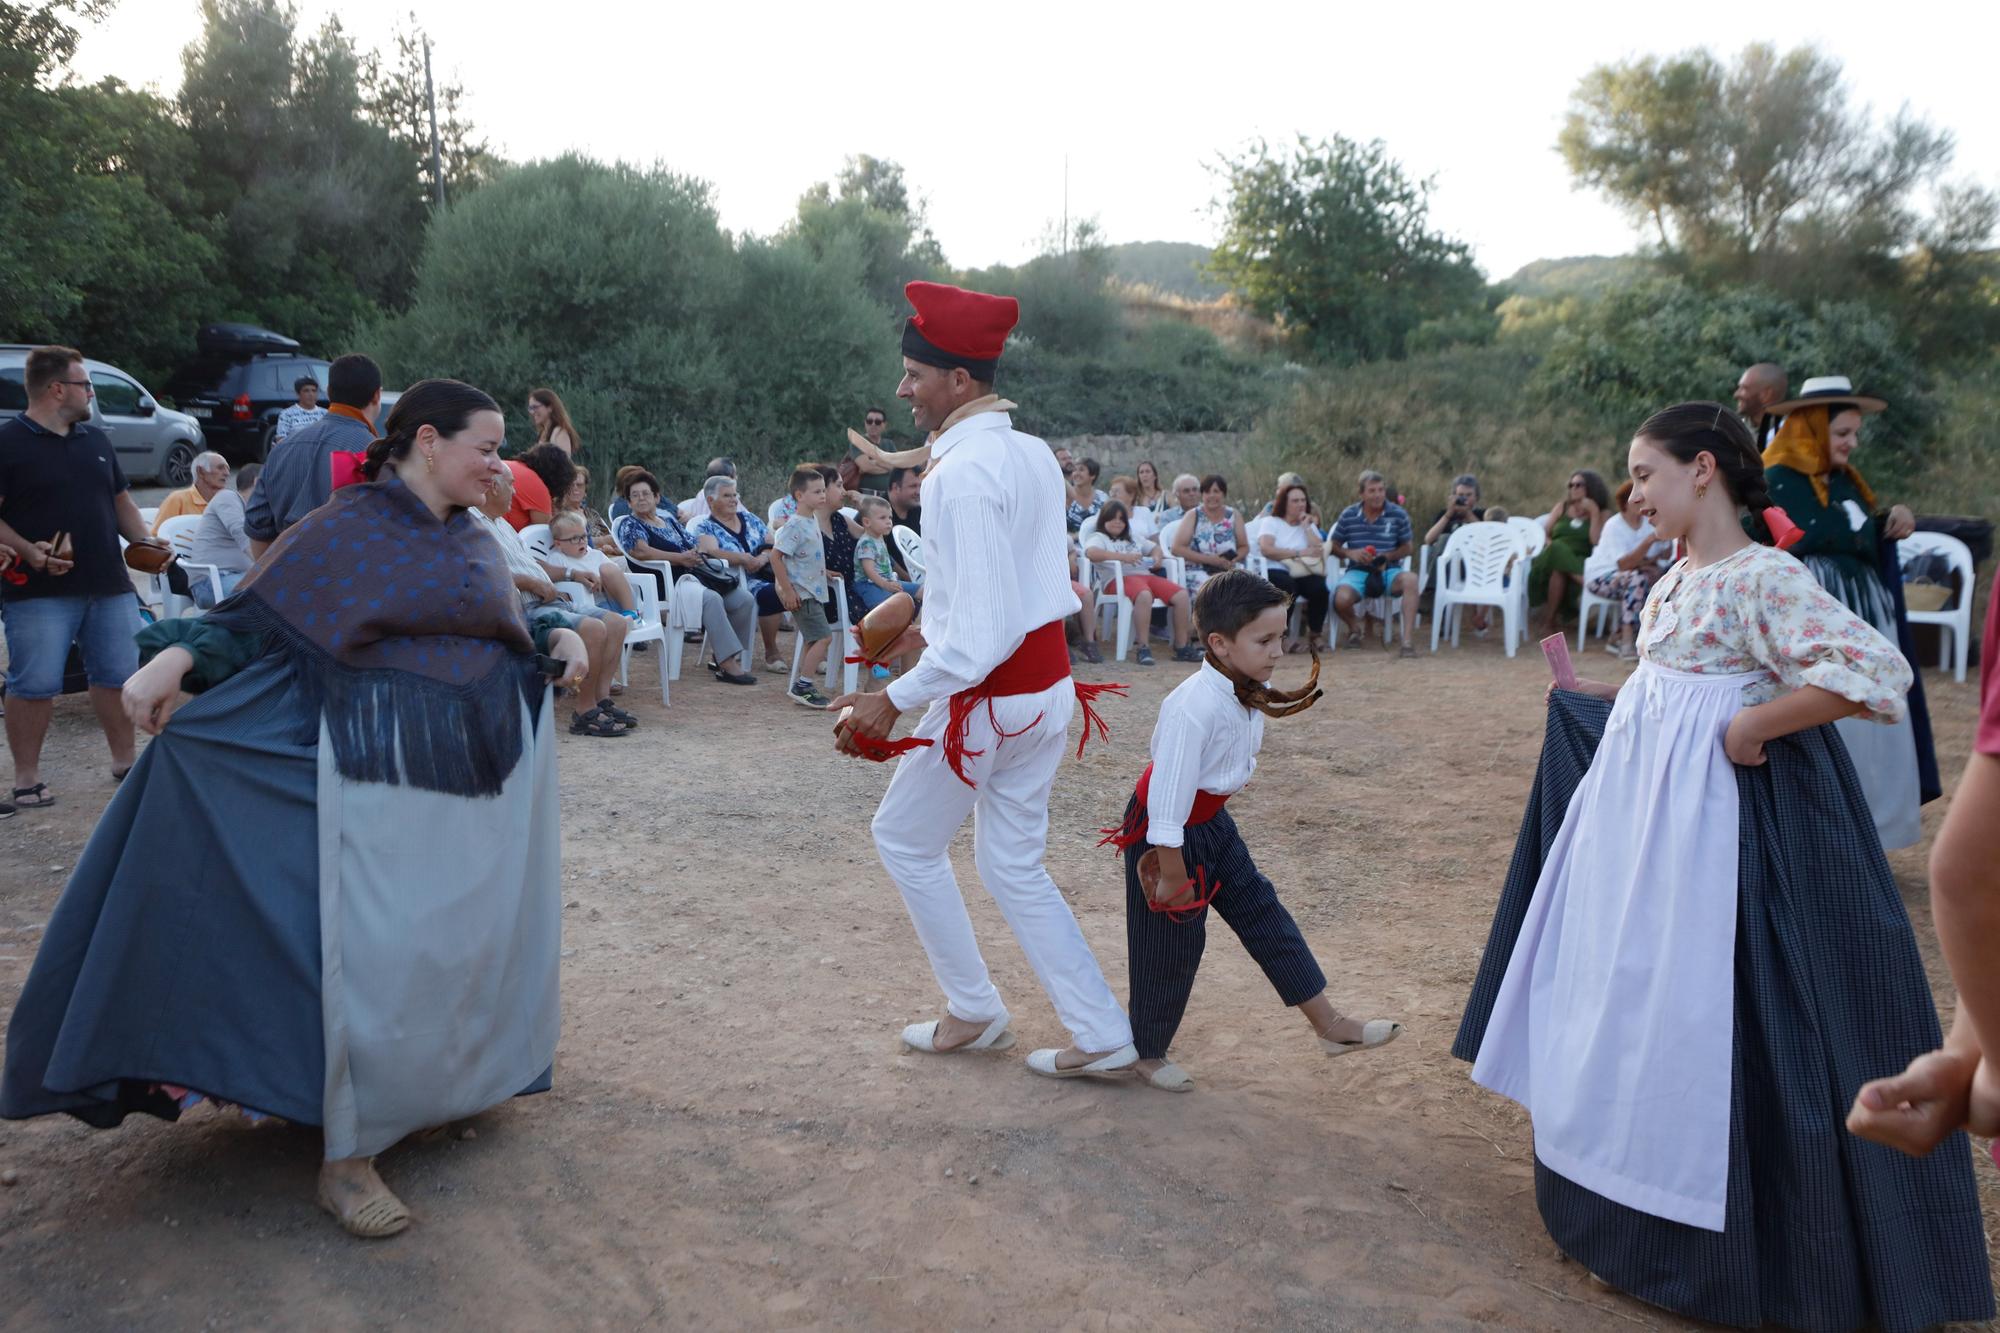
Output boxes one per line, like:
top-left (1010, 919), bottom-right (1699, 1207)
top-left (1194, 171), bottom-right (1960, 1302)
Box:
top-left (0, 346), bottom-right (207, 487)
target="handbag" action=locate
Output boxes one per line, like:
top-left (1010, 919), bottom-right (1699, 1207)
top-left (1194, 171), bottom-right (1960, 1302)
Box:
top-left (689, 556), bottom-right (740, 596)
top-left (1282, 555), bottom-right (1325, 579)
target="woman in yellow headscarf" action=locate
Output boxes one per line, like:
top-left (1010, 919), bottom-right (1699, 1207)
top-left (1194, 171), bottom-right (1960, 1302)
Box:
top-left (1762, 375), bottom-right (1924, 849)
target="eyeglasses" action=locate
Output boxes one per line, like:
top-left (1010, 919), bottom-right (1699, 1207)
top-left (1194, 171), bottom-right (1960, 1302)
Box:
top-left (554, 533), bottom-right (586, 543)
top-left (56, 379), bottom-right (93, 393)
top-left (1568, 481), bottom-right (1585, 489)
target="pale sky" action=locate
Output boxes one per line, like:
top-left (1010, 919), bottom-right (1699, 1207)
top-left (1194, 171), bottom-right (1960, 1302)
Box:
top-left (76, 0), bottom-right (2000, 282)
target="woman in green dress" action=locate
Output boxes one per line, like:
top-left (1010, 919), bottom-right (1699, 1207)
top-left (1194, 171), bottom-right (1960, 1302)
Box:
top-left (1529, 468), bottom-right (1611, 636)
top-left (1761, 376), bottom-right (1925, 850)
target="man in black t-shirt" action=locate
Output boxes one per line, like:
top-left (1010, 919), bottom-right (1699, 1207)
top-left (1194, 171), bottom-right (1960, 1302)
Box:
top-left (0, 345), bottom-right (158, 807)
top-left (885, 465), bottom-right (923, 578)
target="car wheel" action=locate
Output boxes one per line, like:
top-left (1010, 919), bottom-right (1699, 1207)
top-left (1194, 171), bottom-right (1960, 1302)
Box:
top-left (160, 439), bottom-right (198, 488)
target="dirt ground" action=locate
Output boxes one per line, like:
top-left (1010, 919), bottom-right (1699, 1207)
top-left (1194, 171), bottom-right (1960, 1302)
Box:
top-left (0, 627), bottom-right (1993, 1331)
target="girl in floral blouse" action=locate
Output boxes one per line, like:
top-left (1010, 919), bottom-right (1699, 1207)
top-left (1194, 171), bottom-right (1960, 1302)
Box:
top-left (1456, 402), bottom-right (1990, 1331)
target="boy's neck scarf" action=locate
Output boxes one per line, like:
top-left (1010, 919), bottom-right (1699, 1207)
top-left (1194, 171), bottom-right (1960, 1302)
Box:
top-left (208, 475), bottom-right (541, 796)
top-left (1206, 651), bottom-right (1323, 718)
top-left (1762, 405), bottom-right (1878, 510)
top-left (326, 401), bottom-right (378, 435)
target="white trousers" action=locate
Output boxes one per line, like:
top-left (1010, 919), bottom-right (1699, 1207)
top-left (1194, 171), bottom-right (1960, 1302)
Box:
top-left (871, 677), bottom-right (1133, 1053)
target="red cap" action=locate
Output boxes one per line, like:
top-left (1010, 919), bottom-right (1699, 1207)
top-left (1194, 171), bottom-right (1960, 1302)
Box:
top-left (902, 281), bottom-right (1018, 377)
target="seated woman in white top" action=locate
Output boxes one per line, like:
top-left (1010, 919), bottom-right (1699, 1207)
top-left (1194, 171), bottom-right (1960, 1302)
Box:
top-left (1105, 474), bottom-right (1161, 563)
top-left (1083, 501), bottom-right (1197, 666)
top-left (1249, 483), bottom-right (1329, 654)
top-left (1582, 479), bottom-right (1671, 660)
top-left (544, 510), bottom-right (638, 616)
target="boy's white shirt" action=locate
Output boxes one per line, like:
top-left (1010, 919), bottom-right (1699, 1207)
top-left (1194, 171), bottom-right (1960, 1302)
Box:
top-left (1144, 660), bottom-right (1263, 848)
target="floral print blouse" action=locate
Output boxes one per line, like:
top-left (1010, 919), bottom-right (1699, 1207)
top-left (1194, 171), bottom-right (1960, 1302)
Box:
top-left (1638, 542), bottom-right (1910, 720)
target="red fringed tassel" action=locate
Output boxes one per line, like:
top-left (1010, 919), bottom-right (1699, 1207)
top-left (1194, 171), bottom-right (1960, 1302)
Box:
top-left (849, 733), bottom-right (931, 763)
top-left (845, 651), bottom-right (893, 670)
top-left (1150, 866), bottom-right (1223, 924)
top-left (1097, 800), bottom-right (1147, 852)
top-left (1071, 680), bottom-right (1128, 759)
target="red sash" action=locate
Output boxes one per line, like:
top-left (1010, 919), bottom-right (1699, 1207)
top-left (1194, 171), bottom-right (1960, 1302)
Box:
top-left (849, 620), bottom-right (1125, 787)
top-left (1096, 761), bottom-right (1231, 853)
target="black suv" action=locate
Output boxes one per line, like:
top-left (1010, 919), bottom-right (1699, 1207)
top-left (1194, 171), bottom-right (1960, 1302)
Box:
top-left (165, 324), bottom-right (333, 463)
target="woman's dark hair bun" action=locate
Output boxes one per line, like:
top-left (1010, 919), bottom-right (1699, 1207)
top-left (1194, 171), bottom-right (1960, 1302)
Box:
top-left (361, 378), bottom-right (500, 481)
top-left (1633, 401), bottom-right (1770, 511)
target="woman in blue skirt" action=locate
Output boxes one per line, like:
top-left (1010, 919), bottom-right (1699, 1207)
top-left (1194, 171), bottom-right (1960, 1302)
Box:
top-left (1455, 402), bottom-right (1991, 1330)
top-left (3, 380), bottom-right (583, 1239)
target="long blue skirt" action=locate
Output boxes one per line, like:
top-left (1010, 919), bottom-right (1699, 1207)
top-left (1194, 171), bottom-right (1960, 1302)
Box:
top-left (1454, 691), bottom-right (1992, 1332)
top-left (1, 656), bottom-right (551, 1134)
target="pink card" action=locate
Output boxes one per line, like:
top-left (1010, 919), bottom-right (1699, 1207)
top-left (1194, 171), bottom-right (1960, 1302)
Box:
top-left (1541, 633), bottom-right (1579, 691)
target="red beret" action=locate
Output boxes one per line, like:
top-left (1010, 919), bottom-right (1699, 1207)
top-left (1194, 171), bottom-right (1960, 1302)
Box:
top-left (902, 281), bottom-right (1018, 378)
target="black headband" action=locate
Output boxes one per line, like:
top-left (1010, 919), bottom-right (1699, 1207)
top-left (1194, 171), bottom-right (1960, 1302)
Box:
top-left (902, 320), bottom-right (999, 381)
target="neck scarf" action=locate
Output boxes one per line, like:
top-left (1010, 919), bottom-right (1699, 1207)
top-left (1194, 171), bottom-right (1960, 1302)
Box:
top-left (208, 476), bottom-right (540, 796)
top-left (845, 396), bottom-right (1020, 472)
top-left (326, 401), bottom-right (378, 435)
top-left (1761, 405), bottom-right (1877, 510)
top-left (1205, 651), bottom-right (1323, 718)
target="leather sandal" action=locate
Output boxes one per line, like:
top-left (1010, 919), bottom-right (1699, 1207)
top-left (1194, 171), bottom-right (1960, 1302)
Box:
top-left (10, 783), bottom-right (53, 808)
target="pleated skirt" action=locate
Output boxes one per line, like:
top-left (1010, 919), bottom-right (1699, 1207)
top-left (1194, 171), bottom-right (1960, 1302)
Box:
top-left (1454, 691), bottom-right (1993, 1331)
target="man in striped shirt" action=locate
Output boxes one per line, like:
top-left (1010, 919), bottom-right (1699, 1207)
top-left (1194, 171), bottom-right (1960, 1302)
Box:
top-left (1328, 469), bottom-right (1419, 656)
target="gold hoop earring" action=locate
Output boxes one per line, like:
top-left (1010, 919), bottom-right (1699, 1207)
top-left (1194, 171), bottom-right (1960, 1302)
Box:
top-left (1695, 481), bottom-right (1709, 501)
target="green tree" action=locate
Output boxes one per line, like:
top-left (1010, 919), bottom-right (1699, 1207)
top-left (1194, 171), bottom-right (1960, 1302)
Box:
top-left (360, 12), bottom-right (492, 208)
top-left (1206, 134), bottom-right (1485, 363)
top-left (788, 153), bottom-right (945, 309)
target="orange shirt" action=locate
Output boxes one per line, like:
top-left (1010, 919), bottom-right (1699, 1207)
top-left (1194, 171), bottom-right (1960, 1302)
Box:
top-left (151, 485), bottom-right (210, 534)
top-left (504, 462), bottom-right (552, 532)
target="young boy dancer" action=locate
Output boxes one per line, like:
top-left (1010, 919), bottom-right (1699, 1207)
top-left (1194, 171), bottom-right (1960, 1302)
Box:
top-left (1102, 570), bottom-right (1402, 1090)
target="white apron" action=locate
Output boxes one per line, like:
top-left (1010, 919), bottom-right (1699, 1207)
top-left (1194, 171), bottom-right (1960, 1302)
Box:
top-left (1472, 662), bottom-right (1762, 1231)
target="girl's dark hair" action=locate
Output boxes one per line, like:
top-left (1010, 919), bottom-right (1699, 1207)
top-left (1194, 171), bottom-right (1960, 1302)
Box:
top-left (1200, 473), bottom-right (1228, 494)
top-left (1570, 468), bottom-right (1613, 513)
top-left (1633, 401), bottom-right (1771, 510)
top-left (620, 469), bottom-right (661, 500)
top-left (1097, 499), bottom-right (1130, 534)
top-left (1194, 569), bottom-right (1288, 641)
top-left (517, 443), bottom-right (576, 507)
top-left (530, 386), bottom-right (579, 453)
top-left (362, 378), bottom-right (499, 481)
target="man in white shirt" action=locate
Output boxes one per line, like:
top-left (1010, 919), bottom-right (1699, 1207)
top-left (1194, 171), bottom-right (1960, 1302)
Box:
top-left (273, 376), bottom-right (327, 443)
top-left (833, 281), bottom-right (1137, 1080)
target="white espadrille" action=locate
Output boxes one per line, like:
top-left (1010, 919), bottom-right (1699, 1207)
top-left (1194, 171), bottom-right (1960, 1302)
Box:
top-left (1025, 1043), bottom-right (1140, 1080)
top-left (899, 1012), bottom-right (1014, 1054)
top-left (1319, 1019), bottom-right (1403, 1058)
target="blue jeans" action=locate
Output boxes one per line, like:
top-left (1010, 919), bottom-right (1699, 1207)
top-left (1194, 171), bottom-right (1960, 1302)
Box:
top-left (189, 569), bottom-right (245, 610)
top-left (1, 594), bottom-right (143, 698)
top-left (853, 579), bottom-right (920, 614)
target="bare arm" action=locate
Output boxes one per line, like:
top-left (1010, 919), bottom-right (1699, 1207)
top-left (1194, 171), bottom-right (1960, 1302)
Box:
top-left (1723, 684), bottom-right (1867, 766)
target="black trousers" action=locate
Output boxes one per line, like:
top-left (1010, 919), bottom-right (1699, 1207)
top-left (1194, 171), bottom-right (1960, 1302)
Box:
top-left (1263, 566), bottom-right (1329, 634)
top-left (1123, 802), bottom-right (1327, 1060)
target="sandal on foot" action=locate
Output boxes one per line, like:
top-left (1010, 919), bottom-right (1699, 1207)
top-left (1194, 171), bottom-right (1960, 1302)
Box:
top-left (1139, 1062), bottom-right (1194, 1093)
top-left (11, 783), bottom-right (54, 808)
top-left (596, 699), bottom-right (639, 728)
top-left (1320, 1019), bottom-right (1403, 1058)
top-left (901, 1012), bottom-right (1014, 1054)
top-left (317, 1179), bottom-right (411, 1239)
top-left (1398, 642), bottom-right (1418, 659)
top-left (568, 707), bottom-right (628, 738)
top-left (1026, 1043), bottom-right (1139, 1080)
top-left (1345, 631), bottom-right (1364, 649)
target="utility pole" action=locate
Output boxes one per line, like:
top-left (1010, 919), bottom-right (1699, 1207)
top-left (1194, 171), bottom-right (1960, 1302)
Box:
top-left (424, 36), bottom-right (446, 209)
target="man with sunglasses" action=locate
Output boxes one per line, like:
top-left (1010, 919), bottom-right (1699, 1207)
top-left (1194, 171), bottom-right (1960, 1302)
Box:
top-left (851, 406), bottom-right (894, 481)
top-left (0, 345), bottom-right (160, 810)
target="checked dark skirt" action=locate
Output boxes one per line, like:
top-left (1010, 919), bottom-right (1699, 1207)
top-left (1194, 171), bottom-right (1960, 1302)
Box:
top-left (1453, 691), bottom-right (1993, 1332)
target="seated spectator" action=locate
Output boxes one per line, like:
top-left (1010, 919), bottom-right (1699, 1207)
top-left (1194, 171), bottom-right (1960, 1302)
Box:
top-left (562, 464), bottom-right (621, 557)
top-left (1251, 483), bottom-right (1329, 653)
top-left (607, 464), bottom-right (648, 522)
top-left (1158, 472), bottom-right (1201, 527)
top-left (1482, 505), bottom-right (1511, 524)
top-left (883, 465), bottom-right (924, 580)
top-left (1135, 459), bottom-right (1167, 516)
top-left (1083, 501), bottom-right (1195, 666)
top-left (1328, 469), bottom-right (1419, 657)
top-left (1082, 457), bottom-right (1107, 506)
top-left (1257, 471), bottom-right (1324, 527)
top-left (1066, 542), bottom-right (1105, 665)
top-left (502, 454), bottom-right (555, 532)
top-left (152, 452), bottom-right (230, 532)
top-left (769, 460), bottom-right (809, 532)
top-left (1529, 468), bottom-right (1612, 637)
top-left (1104, 474), bottom-right (1158, 556)
top-left (1065, 462), bottom-right (1101, 533)
top-left (609, 471), bottom-right (758, 685)
top-left (543, 512), bottom-right (638, 617)
top-left (692, 474), bottom-right (786, 673)
top-left (1424, 473), bottom-right (1489, 635)
top-left (852, 496), bottom-right (921, 614)
top-left (1169, 473), bottom-right (1244, 597)
top-left (184, 463), bottom-right (261, 608)
top-left (681, 456), bottom-right (736, 527)
top-left (511, 444), bottom-right (575, 533)
top-left (1583, 480), bottom-right (1670, 660)
top-left (771, 466), bottom-right (836, 708)
top-left (816, 463), bottom-right (863, 614)
top-left (473, 467), bottom-right (633, 736)
top-left (273, 376), bottom-right (325, 443)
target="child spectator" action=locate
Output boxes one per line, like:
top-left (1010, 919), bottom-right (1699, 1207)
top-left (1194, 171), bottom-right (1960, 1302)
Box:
top-left (1082, 500), bottom-right (1196, 665)
top-left (772, 466), bottom-right (833, 708)
top-left (852, 496), bottom-right (919, 614)
top-left (544, 511), bottom-right (638, 617)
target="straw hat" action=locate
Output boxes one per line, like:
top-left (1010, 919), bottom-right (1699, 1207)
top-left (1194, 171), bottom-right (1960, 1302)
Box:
top-left (1766, 375), bottom-right (1887, 416)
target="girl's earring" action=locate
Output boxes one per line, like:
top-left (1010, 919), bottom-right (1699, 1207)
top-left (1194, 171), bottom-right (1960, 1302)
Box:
top-left (1694, 480), bottom-right (1708, 501)
top-left (426, 452), bottom-right (436, 473)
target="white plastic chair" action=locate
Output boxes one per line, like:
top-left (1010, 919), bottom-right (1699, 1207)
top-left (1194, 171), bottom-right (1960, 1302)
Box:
top-left (1576, 583), bottom-right (1616, 652)
top-left (892, 524), bottom-right (924, 579)
top-left (1898, 531), bottom-right (1974, 682)
top-left (610, 518), bottom-right (710, 686)
top-left (155, 514), bottom-right (210, 618)
top-left (618, 572), bottom-right (672, 706)
top-left (1081, 540), bottom-right (1136, 662)
top-left (1507, 516), bottom-right (1548, 559)
top-left (1432, 524), bottom-right (1522, 657)
top-left (138, 506), bottom-right (158, 530)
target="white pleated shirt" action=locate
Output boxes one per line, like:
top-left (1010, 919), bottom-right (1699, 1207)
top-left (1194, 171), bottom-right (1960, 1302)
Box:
top-left (887, 410), bottom-right (1081, 712)
top-left (1144, 661), bottom-right (1264, 848)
